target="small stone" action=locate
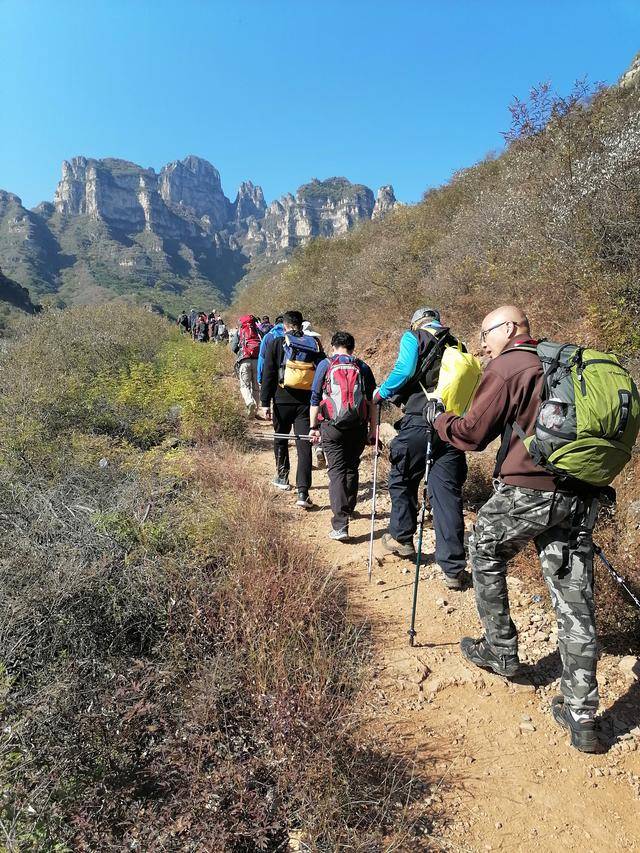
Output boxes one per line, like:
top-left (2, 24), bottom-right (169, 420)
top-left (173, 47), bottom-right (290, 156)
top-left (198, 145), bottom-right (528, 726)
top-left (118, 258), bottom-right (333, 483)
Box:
top-left (521, 715), bottom-right (532, 722)
top-left (436, 598), bottom-right (448, 607)
top-left (619, 656), bottom-right (640, 682)
top-left (495, 821), bottom-right (502, 829)
top-left (376, 578), bottom-right (386, 585)
top-left (519, 721), bottom-right (536, 732)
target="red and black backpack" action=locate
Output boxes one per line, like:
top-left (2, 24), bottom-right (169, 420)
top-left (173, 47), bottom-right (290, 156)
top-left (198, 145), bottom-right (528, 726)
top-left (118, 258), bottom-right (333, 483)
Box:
top-left (320, 356), bottom-right (368, 428)
top-left (238, 314), bottom-right (261, 359)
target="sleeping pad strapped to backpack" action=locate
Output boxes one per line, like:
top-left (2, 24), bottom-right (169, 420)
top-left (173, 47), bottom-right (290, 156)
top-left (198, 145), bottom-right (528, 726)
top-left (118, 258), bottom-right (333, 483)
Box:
top-left (511, 341), bottom-right (640, 487)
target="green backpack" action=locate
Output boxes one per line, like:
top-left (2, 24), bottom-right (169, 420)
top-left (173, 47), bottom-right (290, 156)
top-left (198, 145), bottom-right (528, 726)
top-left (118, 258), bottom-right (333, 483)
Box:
top-left (512, 341), bottom-right (640, 487)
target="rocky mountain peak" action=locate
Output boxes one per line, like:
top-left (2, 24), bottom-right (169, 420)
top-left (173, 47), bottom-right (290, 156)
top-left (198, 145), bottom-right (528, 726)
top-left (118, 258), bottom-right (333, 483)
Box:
top-left (0, 190), bottom-right (23, 215)
top-left (620, 52), bottom-right (640, 89)
top-left (2, 156), bottom-right (395, 313)
top-left (372, 185), bottom-right (398, 220)
top-left (233, 181), bottom-right (266, 221)
top-left (159, 155), bottom-right (229, 226)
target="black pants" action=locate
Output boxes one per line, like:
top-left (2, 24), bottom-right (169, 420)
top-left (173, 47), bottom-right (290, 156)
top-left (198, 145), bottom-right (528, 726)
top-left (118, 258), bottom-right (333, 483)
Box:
top-left (388, 414), bottom-right (467, 576)
top-left (321, 423), bottom-right (367, 531)
top-left (272, 401), bottom-right (312, 491)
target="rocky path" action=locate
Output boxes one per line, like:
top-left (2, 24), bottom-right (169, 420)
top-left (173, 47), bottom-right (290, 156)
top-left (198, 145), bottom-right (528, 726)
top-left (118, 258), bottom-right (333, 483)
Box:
top-left (248, 424), bottom-right (640, 852)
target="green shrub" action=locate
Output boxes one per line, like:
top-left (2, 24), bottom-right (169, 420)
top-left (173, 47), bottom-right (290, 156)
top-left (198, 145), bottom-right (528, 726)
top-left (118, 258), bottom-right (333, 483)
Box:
top-left (0, 304), bottom-right (245, 463)
top-left (0, 303), bottom-right (420, 850)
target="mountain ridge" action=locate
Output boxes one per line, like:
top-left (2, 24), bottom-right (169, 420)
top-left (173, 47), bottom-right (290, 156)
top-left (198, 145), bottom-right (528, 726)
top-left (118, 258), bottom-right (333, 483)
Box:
top-left (0, 155), bottom-right (397, 314)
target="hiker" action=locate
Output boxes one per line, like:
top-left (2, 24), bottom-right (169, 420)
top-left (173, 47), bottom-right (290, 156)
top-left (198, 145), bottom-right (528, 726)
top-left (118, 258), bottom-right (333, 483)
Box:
top-left (372, 308), bottom-right (470, 590)
top-left (215, 317), bottom-right (229, 343)
top-left (194, 312), bottom-right (209, 343)
top-left (207, 312), bottom-right (217, 341)
top-left (258, 315), bottom-right (273, 336)
top-left (309, 331), bottom-right (376, 540)
top-left (189, 307), bottom-right (199, 338)
top-left (257, 314), bottom-right (285, 383)
top-left (177, 310), bottom-right (190, 333)
top-left (260, 310), bottom-right (323, 508)
top-left (230, 314), bottom-right (262, 417)
top-left (301, 320), bottom-right (327, 469)
top-left (426, 305), bottom-right (609, 752)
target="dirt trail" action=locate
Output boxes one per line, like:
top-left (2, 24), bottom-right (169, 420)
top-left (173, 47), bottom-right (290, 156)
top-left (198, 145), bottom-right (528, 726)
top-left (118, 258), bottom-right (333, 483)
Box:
top-left (248, 423), bottom-right (640, 852)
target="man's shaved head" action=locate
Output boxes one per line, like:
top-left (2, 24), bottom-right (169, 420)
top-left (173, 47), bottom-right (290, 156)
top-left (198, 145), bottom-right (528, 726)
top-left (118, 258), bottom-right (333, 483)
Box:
top-left (483, 305), bottom-right (530, 331)
top-left (480, 305), bottom-right (531, 359)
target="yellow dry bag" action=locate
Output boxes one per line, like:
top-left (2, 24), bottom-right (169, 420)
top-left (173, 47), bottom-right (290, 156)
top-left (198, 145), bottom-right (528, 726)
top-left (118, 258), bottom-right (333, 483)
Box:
top-left (426, 342), bottom-right (482, 416)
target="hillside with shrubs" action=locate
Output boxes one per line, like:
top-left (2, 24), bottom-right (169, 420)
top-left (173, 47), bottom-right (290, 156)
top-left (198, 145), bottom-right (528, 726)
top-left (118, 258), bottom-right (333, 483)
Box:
top-left (233, 72), bottom-right (640, 618)
top-left (234, 75), bottom-right (640, 350)
top-left (0, 306), bottom-right (416, 850)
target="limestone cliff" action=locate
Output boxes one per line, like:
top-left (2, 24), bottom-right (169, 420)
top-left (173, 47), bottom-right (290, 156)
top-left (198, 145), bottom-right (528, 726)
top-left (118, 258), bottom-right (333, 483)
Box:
top-left (372, 185), bottom-right (398, 220)
top-left (0, 156), bottom-right (395, 313)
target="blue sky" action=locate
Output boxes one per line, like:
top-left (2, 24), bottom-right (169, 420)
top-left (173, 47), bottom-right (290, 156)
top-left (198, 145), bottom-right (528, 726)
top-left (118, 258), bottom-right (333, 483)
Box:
top-left (1, 0), bottom-right (639, 208)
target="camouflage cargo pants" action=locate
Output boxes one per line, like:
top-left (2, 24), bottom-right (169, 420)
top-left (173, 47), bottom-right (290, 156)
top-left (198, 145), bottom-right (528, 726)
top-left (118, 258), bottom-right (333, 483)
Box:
top-left (469, 480), bottom-right (599, 713)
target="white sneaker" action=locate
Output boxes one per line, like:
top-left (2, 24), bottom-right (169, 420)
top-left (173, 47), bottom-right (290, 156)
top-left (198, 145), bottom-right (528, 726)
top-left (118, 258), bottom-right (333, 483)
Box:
top-left (329, 527), bottom-right (349, 541)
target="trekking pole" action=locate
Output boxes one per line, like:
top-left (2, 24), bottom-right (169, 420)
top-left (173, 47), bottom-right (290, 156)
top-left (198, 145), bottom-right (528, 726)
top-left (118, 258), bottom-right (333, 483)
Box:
top-left (249, 432), bottom-right (314, 441)
top-left (408, 425), bottom-right (435, 647)
top-left (594, 544), bottom-right (640, 610)
top-left (367, 402), bottom-right (382, 583)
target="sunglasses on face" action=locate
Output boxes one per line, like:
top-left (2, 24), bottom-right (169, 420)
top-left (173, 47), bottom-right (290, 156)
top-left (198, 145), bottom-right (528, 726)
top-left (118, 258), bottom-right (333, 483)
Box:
top-left (480, 320), bottom-right (510, 343)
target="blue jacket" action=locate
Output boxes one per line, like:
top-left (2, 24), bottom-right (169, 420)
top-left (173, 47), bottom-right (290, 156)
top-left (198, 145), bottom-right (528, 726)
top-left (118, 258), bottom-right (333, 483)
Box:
top-left (378, 331), bottom-right (420, 399)
top-left (257, 323), bottom-right (285, 383)
top-left (378, 321), bottom-right (446, 400)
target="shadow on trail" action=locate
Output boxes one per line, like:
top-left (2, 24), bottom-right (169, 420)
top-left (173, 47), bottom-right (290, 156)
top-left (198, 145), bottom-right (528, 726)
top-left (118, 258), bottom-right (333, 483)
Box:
top-left (599, 680), bottom-right (640, 744)
top-left (514, 650), bottom-right (563, 688)
top-left (349, 528), bottom-right (386, 545)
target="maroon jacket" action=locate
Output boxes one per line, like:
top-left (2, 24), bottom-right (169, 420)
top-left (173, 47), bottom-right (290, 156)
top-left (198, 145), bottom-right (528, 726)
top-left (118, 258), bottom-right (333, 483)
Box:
top-left (435, 335), bottom-right (556, 491)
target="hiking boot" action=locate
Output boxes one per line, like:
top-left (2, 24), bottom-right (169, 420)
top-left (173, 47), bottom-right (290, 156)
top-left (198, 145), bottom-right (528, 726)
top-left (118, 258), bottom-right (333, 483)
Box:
top-left (329, 527), bottom-right (349, 541)
top-left (296, 491), bottom-right (313, 509)
top-left (443, 569), bottom-right (471, 591)
top-left (550, 696), bottom-right (601, 753)
top-left (272, 475), bottom-right (291, 491)
top-left (460, 636), bottom-right (521, 677)
top-left (381, 533), bottom-right (416, 559)
top-left (314, 447), bottom-right (326, 469)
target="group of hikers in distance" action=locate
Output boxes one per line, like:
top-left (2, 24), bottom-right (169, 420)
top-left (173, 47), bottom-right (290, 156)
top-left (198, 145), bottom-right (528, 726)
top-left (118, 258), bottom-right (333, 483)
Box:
top-left (176, 307), bottom-right (234, 344)
top-left (204, 302), bottom-right (640, 755)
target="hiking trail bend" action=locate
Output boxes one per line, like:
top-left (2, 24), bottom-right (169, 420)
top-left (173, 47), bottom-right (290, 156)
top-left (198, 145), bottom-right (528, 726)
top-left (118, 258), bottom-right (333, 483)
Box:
top-left (245, 421), bottom-right (640, 852)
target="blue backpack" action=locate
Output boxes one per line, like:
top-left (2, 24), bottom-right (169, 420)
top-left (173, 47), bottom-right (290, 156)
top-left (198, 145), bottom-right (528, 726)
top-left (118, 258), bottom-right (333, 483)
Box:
top-left (279, 333), bottom-right (321, 390)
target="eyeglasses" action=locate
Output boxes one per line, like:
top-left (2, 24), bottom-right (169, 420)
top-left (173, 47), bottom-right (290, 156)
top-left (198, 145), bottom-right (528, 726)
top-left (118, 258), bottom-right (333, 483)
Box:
top-left (480, 320), bottom-right (511, 343)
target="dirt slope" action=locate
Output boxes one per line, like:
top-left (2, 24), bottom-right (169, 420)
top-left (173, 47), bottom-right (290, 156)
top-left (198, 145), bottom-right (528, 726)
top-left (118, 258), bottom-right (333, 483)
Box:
top-left (247, 423), bottom-right (640, 852)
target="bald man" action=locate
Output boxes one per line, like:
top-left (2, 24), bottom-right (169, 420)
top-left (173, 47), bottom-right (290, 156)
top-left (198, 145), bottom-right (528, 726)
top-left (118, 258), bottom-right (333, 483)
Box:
top-left (426, 305), bottom-right (601, 753)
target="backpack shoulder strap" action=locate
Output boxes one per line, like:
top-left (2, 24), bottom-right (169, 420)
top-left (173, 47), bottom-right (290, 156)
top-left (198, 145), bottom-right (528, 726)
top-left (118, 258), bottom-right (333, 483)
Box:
top-left (492, 343), bottom-right (541, 476)
top-left (413, 327), bottom-right (451, 397)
